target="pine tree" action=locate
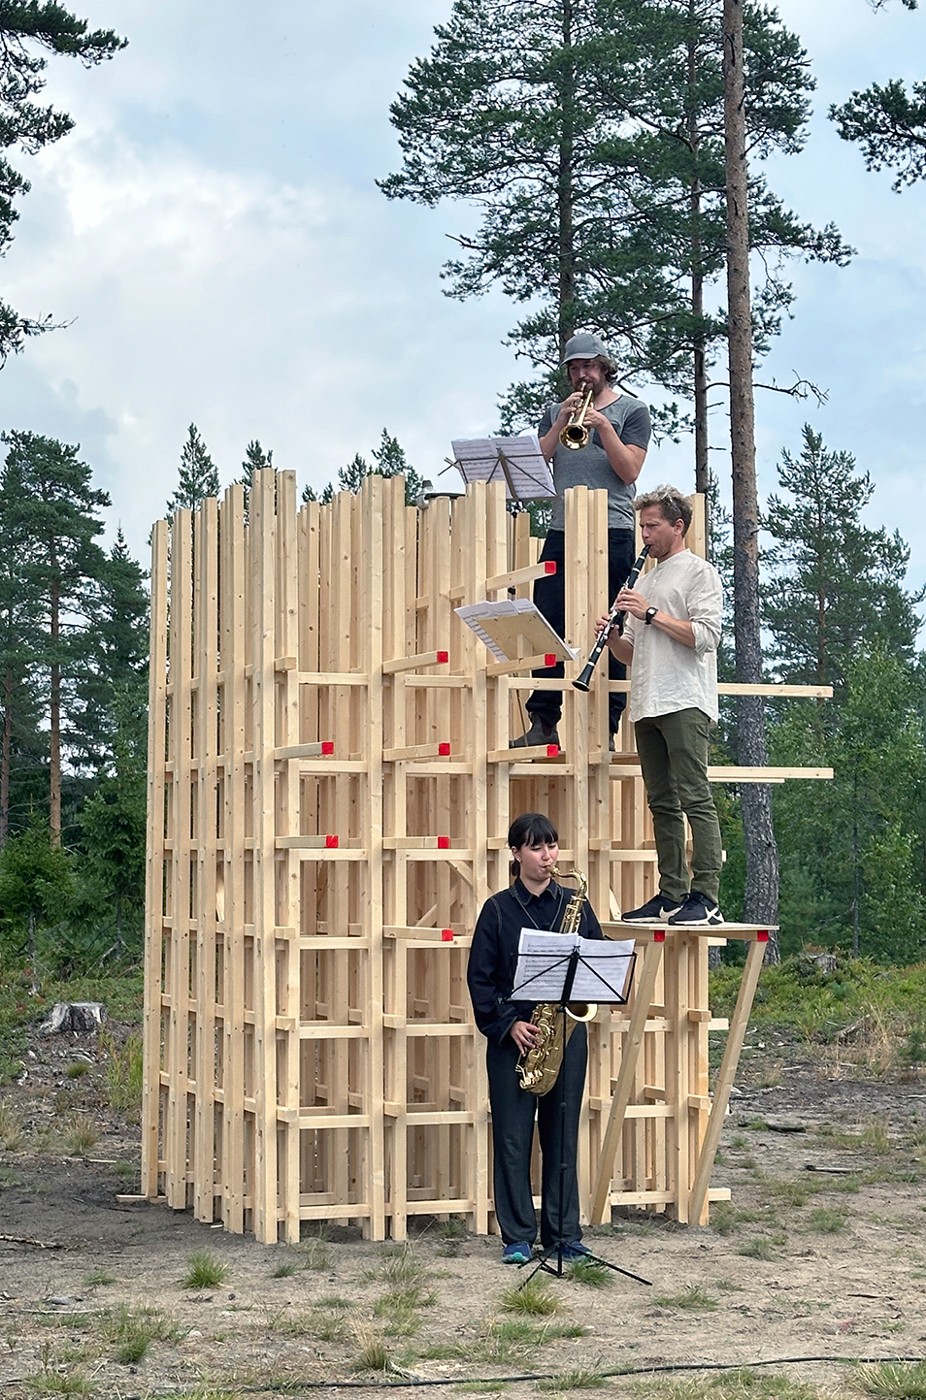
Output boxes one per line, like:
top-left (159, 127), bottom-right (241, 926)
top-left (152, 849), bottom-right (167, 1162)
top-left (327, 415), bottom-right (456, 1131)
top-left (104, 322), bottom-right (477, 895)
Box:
top-left (765, 427), bottom-right (926, 959)
top-left (302, 432), bottom-right (424, 506)
top-left (78, 698), bottom-right (146, 955)
top-left (166, 424), bottom-right (220, 514)
top-left (380, 0), bottom-right (848, 461)
top-left (0, 431), bottom-right (110, 840)
top-left (763, 426), bottom-right (923, 697)
top-left (73, 528), bottom-right (149, 772)
top-left (238, 439), bottom-right (273, 518)
top-left (0, 2), bottom-right (126, 363)
top-left (0, 444), bottom-right (45, 843)
top-left (371, 429), bottom-right (427, 506)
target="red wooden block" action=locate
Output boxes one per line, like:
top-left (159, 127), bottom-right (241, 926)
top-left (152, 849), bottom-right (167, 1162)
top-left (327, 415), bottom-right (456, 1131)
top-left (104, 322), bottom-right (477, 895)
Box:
top-left (437, 836), bottom-right (450, 849)
top-left (438, 742), bottom-right (451, 756)
top-left (436, 650), bottom-right (449, 663)
top-left (325, 834), bottom-right (339, 849)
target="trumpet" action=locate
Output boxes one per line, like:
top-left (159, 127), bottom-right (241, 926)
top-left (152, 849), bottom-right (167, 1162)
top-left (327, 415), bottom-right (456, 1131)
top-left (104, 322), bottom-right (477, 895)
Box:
top-left (559, 382), bottom-right (594, 450)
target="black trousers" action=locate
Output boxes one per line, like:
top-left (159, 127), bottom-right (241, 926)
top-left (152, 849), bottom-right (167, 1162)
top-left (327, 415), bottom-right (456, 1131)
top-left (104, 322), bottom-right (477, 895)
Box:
top-left (527, 528), bottom-right (635, 733)
top-left (486, 1021), bottom-right (588, 1249)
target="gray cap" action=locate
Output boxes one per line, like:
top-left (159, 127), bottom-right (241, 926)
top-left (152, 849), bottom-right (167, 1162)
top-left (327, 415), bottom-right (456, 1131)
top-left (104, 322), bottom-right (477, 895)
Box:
top-left (562, 331), bottom-right (611, 364)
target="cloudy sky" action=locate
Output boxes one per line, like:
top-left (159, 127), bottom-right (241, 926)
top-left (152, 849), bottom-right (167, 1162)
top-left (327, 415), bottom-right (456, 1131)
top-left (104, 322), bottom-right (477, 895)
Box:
top-left (1, 0), bottom-right (925, 611)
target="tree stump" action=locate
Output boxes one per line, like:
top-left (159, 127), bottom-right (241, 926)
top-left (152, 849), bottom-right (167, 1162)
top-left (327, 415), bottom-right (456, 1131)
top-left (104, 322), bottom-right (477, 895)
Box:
top-left (39, 1003), bottom-right (106, 1034)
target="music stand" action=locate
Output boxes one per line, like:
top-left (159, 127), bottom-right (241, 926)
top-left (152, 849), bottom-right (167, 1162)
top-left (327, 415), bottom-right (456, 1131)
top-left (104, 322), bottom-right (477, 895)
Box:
top-left (509, 934), bottom-right (651, 1287)
top-left (450, 433), bottom-right (555, 503)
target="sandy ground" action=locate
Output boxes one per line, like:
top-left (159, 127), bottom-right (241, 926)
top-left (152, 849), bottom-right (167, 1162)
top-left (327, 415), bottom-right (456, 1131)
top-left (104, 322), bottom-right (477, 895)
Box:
top-left (2, 1023), bottom-right (926, 1399)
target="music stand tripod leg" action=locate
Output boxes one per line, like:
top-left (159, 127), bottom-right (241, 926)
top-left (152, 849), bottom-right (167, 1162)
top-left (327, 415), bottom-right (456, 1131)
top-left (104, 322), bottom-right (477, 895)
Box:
top-left (518, 1005), bottom-right (651, 1289)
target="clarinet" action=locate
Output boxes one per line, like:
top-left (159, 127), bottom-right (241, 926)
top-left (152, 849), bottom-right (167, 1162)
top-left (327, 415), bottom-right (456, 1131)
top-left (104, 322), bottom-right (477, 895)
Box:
top-left (572, 545), bottom-right (650, 693)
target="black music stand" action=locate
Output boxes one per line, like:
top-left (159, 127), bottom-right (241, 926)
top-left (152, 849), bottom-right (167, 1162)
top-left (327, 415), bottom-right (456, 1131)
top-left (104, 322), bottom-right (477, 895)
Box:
top-left (509, 938), bottom-right (651, 1288)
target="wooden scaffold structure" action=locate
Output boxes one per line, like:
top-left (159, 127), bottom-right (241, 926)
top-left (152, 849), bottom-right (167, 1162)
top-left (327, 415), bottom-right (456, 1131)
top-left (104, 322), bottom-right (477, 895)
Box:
top-left (142, 469), bottom-right (830, 1243)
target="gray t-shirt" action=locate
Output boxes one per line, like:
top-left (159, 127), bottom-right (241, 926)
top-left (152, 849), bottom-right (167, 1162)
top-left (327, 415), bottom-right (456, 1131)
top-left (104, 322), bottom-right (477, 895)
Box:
top-left (539, 391), bottom-right (651, 531)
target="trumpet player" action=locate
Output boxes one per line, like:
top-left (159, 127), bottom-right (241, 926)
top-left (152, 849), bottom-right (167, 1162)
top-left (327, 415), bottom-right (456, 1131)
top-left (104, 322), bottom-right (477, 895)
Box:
top-left (510, 332), bottom-right (651, 751)
top-left (466, 813), bottom-right (604, 1265)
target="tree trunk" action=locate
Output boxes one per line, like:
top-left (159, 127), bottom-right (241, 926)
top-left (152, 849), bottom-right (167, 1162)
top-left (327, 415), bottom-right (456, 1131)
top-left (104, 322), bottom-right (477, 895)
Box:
top-left (49, 575), bottom-right (61, 845)
top-left (556, 0), bottom-right (577, 355)
top-left (1, 668), bottom-right (11, 846)
top-left (689, 5), bottom-right (710, 503)
top-left (722, 0), bottom-right (780, 959)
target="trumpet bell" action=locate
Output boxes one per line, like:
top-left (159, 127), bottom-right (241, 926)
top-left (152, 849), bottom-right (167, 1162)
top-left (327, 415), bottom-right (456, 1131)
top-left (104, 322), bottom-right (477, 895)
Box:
top-left (560, 423), bottom-right (590, 450)
top-left (558, 382), bottom-right (594, 451)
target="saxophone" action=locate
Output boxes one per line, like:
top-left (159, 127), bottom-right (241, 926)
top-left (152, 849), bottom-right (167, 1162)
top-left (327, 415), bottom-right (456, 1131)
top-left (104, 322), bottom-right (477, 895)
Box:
top-left (515, 869), bottom-right (597, 1096)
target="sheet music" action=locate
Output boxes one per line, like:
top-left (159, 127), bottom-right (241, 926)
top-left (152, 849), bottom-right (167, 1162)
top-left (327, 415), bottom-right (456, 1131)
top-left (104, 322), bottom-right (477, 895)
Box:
top-left (454, 598), bottom-right (579, 664)
top-left (512, 932), bottom-right (636, 1002)
top-left (450, 433), bottom-right (555, 500)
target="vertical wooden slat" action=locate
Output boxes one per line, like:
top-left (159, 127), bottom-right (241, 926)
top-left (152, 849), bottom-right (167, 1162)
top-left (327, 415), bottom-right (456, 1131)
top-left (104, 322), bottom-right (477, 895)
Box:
top-left (141, 519), bottom-right (169, 1198)
top-left (250, 470), bottom-right (279, 1241)
top-left (220, 485), bottom-right (247, 1232)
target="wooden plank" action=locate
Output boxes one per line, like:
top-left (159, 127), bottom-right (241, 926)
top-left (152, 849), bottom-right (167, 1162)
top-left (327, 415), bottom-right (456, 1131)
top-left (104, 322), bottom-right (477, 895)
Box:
top-left (250, 469), bottom-right (281, 1242)
top-left (688, 934), bottom-right (769, 1223)
top-left (588, 937), bottom-right (664, 1223)
top-left (192, 498), bottom-right (220, 1225)
top-left (141, 519), bottom-right (169, 1200)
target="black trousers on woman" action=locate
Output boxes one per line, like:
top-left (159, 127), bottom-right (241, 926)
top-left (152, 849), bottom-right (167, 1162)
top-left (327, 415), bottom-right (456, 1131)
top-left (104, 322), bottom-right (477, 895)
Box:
top-left (486, 1021), bottom-right (587, 1249)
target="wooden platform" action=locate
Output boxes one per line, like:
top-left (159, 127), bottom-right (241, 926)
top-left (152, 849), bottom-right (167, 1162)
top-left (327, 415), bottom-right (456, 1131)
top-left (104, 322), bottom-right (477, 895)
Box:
top-left (141, 470), bottom-right (819, 1242)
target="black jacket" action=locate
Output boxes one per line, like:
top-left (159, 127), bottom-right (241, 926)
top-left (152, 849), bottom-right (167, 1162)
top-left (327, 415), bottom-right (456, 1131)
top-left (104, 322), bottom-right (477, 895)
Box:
top-left (467, 878), bottom-right (603, 1045)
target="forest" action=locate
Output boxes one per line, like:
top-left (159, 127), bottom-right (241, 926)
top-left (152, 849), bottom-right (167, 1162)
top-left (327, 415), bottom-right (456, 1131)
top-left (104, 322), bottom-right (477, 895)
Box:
top-left (0, 414), bottom-right (923, 980)
top-left (0, 0), bottom-right (924, 981)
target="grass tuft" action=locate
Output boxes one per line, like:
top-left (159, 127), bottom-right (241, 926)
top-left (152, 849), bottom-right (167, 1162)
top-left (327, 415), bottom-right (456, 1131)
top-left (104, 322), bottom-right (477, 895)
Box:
top-left (62, 1114), bottom-right (100, 1156)
top-left (0, 1102), bottom-right (24, 1150)
top-left (855, 1362), bottom-right (926, 1399)
top-left (652, 1285), bottom-right (718, 1311)
top-left (181, 1249), bottom-right (228, 1290)
top-left (100, 1030), bottom-right (143, 1121)
top-left (537, 1368), bottom-right (609, 1392)
top-left (500, 1278), bottom-right (559, 1315)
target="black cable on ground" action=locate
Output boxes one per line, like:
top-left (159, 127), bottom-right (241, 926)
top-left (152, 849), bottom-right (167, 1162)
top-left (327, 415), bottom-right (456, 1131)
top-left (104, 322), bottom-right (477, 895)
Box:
top-left (125, 1352), bottom-right (926, 1396)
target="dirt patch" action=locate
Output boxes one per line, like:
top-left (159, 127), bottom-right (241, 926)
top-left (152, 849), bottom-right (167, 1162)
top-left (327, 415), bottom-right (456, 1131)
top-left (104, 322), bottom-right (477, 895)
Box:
top-left (2, 1023), bottom-right (926, 1399)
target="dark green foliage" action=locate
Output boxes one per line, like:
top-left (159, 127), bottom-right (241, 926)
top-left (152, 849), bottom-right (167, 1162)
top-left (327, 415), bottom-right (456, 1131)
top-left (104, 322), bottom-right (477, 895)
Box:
top-left (78, 770), bottom-right (145, 957)
top-left (763, 429), bottom-right (926, 960)
top-left (0, 430), bottom-right (112, 838)
top-left (380, 0), bottom-right (849, 433)
top-left (0, 432), bottom-right (149, 968)
top-left (763, 425), bottom-right (924, 698)
top-left (166, 423), bottom-right (220, 515)
top-left (0, 1), bottom-right (126, 362)
top-left (832, 79), bottom-right (926, 190)
top-left (302, 430), bottom-right (424, 507)
top-left (0, 810), bottom-right (75, 979)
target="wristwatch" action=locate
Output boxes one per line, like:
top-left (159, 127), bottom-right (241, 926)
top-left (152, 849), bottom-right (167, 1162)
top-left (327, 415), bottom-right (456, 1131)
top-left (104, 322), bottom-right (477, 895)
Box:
top-left (644, 606), bottom-right (658, 626)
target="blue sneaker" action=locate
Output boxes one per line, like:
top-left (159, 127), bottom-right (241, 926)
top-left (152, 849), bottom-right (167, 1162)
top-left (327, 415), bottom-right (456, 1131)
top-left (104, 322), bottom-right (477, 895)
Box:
top-left (501, 1241), bottom-right (533, 1264)
top-left (560, 1240), bottom-right (591, 1261)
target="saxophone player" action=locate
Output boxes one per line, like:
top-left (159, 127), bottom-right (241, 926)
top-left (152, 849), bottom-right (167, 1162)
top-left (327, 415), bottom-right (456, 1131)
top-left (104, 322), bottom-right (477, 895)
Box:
top-left (467, 813), bottom-right (604, 1265)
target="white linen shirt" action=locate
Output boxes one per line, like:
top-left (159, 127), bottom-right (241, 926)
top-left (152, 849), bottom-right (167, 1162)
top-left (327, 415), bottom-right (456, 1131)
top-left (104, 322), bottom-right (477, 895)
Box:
top-left (622, 549), bottom-right (722, 723)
